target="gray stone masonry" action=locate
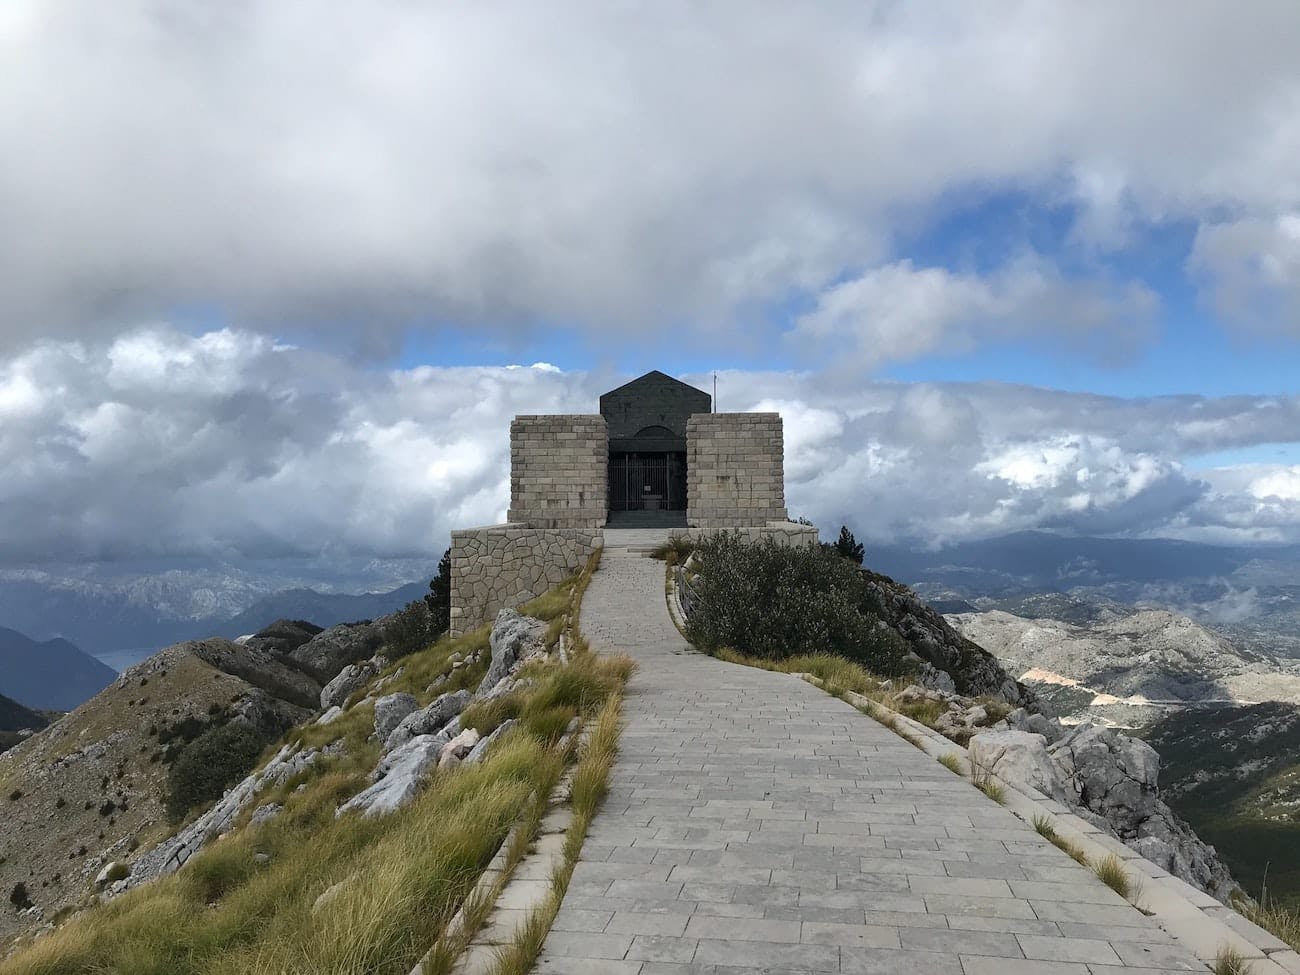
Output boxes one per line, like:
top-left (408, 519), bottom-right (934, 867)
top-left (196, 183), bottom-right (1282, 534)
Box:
top-left (507, 414), bottom-right (608, 529)
top-left (601, 370), bottom-right (711, 446)
top-left (448, 524), bottom-right (600, 635)
top-left (687, 412), bottom-right (789, 529)
top-left (534, 535), bottom-right (1207, 973)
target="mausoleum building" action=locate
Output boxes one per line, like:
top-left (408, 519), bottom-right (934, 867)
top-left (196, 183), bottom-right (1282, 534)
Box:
top-left (449, 371), bottom-right (816, 633)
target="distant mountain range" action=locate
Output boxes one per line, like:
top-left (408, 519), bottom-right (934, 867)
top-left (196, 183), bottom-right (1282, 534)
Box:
top-left (0, 556), bottom-right (436, 677)
top-left (870, 530), bottom-right (1300, 658)
top-left (213, 582), bottom-right (428, 640)
top-left (0, 575), bottom-right (431, 706)
top-left (0, 627), bottom-right (117, 711)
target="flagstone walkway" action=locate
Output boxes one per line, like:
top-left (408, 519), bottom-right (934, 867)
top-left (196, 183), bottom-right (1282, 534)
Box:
top-left (534, 533), bottom-right (1207, 974)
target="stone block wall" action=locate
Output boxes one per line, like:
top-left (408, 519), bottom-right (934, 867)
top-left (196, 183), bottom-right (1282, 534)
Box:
top-left (449, 524), bottom-right (602, 635)
top-left (686, 412), bottom-right (789, 528)
top-left (507, 415), bottom-right (607, 529)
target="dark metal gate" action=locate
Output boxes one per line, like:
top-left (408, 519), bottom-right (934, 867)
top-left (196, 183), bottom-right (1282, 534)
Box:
top-left (608, 453), bottom-right (685, 511)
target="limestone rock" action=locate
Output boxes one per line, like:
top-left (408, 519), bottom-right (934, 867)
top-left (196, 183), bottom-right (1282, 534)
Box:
top-left (464, 719), bottom-right (516, 765)
top-left (1049, 723), bottom-right (1160, 833)
top-left (439, 727), bottom-right (481, 765)
top-left (384, 690), bottom-right (472, 752)
top-left (1003, 707), bottom-right (1064, 742)
top-left (249, 803), bottom-right (283, 827)
top-left (321, 661), bottom-right (378, 709)
top-left (337, 735), bottom-right (444, 818)
top-left (316, 705), bottom-right (343, 725)
top-left (969, 730), bottom-right (1069, 802)
top-left (478, 609), bottom-right (546, 695)
top-left (288, 622), bottom-right (384, 683)
top-left (373, 693), bottom-right (418, 742)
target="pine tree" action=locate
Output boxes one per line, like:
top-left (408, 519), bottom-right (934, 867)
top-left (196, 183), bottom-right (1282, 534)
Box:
top-left (424, 547), bottom-right (452, 633)
top-left (833, 525), bottom-right (864, 565)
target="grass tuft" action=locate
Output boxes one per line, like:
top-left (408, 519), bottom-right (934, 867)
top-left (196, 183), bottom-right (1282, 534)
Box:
top-left (1234, 887), bottom-right (1300, 952)
top-left (1093, 854), bottom-right (1133, 900)
top-left (1212, 944), bottom-right (1251, 975)
top-left (937, 752), bottom-right (965, 775)
top-left (1033, 815), bottom-right (1090, 866)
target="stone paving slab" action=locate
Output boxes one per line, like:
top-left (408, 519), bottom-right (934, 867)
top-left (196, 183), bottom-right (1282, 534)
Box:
top-left (534, 538), bottom-right (1208, 973)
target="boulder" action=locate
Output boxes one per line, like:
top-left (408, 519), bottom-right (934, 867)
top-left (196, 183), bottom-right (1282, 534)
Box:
top-left (1049, 724), bottom-right (1160, 833)
top-left (321, 661), bottom-right (378, 709)
top-left (316, 705), bottom-right (344, 725)
top-left (478, 610), bottom-right (546, 695)
top-left (249, 803), bottom-right (283, 827)
top-left (464, 719), bottom-right (516, 765)
top-left (1003, 707), bottom-right (1064, 742)
top-left (337, 735), bottom-right (444, 818)
top-left (385, 690), bottom-right (472, 752)
top-left (289, 622), bottom-right (384, 683)
top-left (969, 730), bottom-right (1069, 802)
top-left (374, 693), bottom-right (418, 742)
top-left (94, 861), bottom-right (129, 887)
top-left (439, 727), bottom-right (481, 764)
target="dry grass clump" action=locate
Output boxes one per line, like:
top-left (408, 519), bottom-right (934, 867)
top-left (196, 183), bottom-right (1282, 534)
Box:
top-left (1093, 854), bottom-right (1134, 900)
top-left (937, 752), bottom-right (965, 775)
top-left (1032, 814), bottom-right (1090, 866)
top-left (969, 762), bottom-right (1006, 804)
top-left (1212, 944), bottom-right (1251, 975)
top-left (1235, 886), bottom-right (1300, 953)
top-left (488, 691), bottom-right (625, 975)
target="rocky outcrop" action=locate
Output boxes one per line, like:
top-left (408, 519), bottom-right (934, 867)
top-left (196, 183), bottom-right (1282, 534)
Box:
top-left (321, 661), bottom-right (379, 709)
top-left (862, 569), bottom-right (1030, 705)
top-left (940, 697), bottom-right (1239, 901)
top-left (338, 735), bottom-right (446, 819)
top-left (189, 637), bottom-right (323, 709)
top-left (969, 730), bottom-right (1069, 803)
top-left (478, 609), bottom-right (547, 694)
top-left (124, 741), bottom-right (343, 891)
top-left (287, 622), bottom-right (384, 683)
top-left (240, 618), bottom-right (323, 655)
top-left (373, 692), bottom-right (418, 742)
top-left (384, 690), bottom-right (472, 752)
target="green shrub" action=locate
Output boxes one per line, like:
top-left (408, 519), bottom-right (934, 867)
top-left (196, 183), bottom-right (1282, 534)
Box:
top-left (382, 598), bottom-right (438, 658)
top-left (685, 533), bottom-right (910, 674)
top-left (165, 722), bottom-right (267, 821)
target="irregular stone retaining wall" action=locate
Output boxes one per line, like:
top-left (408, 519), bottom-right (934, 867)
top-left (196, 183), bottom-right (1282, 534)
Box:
top-left (686, 413), bottom-right (788, 528)
top-left (449, 524), bottom-right (602, 634)
top-left (506, 414), bottom-right (608, 529)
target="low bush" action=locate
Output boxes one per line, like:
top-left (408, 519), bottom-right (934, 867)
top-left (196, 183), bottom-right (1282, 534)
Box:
top-left (685, 533), bottom-right (911, 674)
top-left (382, 599), bottom-right (439, 659)
top-left (165, 722), bottom-right (269, 821)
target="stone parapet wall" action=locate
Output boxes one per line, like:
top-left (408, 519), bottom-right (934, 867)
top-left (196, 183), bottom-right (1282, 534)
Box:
top-left (686, 412), bottom-right (788, 528)
top-left (507, 415), bottom-right (607, 529)
top-left (449, 524), bottom-right (602, 634)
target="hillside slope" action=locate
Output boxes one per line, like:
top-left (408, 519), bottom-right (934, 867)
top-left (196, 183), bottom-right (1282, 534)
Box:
top-left (948, 608), bottom-right (1300, 724)
top-left (1147, 702), bottom-right (1300, 908)
top-left (0, 695), bottom-right (49, 757)
top-left (0, 628), bottom-right (116, 712)
top-left (0, 617), bottom-right (378, 943)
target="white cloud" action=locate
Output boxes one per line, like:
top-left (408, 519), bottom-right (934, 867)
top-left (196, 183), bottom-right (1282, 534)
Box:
top-left (1190, 213), bottom-right (1300, 334)
top-left (2, 331), bottom-right (1298, 564)
top-left (0, 2), bottom-right (1297, 354)
top-left (792, 259), bottom-right (1158, 367)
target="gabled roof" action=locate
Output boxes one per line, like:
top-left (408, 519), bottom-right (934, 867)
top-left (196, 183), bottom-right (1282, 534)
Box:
top-left (601, 370), bottom-right (710, 399)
